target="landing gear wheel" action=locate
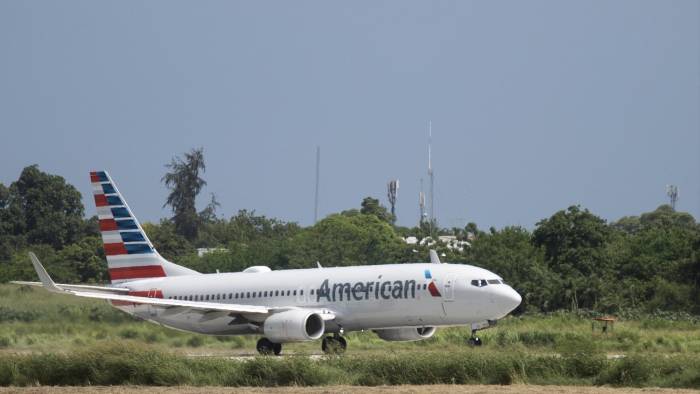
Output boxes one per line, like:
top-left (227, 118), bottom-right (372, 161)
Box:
top-left (256, 337), bottom-right (281, 355)
top-left (468, 336), bottom-right (482, 346)
top-left (322, 335), bottom-right (347, 354)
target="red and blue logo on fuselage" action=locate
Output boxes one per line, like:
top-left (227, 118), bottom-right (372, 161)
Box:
top-left (424, 269), bottom-right (442, 297)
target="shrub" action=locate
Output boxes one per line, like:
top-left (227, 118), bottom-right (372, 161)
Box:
top-left (558, 335), bottom-right (605, 378)
top-left (119, 329), bottom-right (139, 339)
top-left (595, 356), bottom-right (651, 386)
top-left (187, 336), bottom-right (205, 347)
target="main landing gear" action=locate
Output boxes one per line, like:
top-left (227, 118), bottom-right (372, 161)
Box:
top-left (321, 333), bottom-right (347, 354)
top-left (256, 334), bottom-right (348, 356)
top-left (256, 337), bottom-right (282, 355)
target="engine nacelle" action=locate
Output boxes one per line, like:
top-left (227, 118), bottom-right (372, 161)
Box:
top-left (374, 326), bottom-right (436, 342)
top-left (263, 310), bottom-right (325, 343)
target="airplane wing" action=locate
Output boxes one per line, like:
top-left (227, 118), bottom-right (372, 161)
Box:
top-left (16, 252), bottom-right (335, 320)
top-left (71, 291), bottom-right (269, 314)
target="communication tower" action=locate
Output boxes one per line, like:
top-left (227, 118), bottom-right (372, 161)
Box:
top-left (314, 146), bottom-right (320, 223)
top-left (419, 178), bottom-right (426, 224)
top-left (428, 121), bottom-right (435, 234)
top-left (666, 185), bottom-right (678, 210)
top-left (387, 179), bottom-right (399, 219)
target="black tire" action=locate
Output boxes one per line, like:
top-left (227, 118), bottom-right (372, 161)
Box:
top-left (273, 342), bottom-right (282, 356)
top-left (468, 337), bottom-right (482, 346)
top-left (337, 336), bottom-right (347, 351)
top-left (256, 337), bottom-right (274, 355)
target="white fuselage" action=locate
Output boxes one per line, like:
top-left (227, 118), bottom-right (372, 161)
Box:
top-left (114, 263), bottom-right (522, 336)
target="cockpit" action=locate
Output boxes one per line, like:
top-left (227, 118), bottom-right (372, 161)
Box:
top-left (470, 279), bottom-right (505, 287)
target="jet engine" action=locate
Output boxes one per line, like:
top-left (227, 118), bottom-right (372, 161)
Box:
top-left (263, 310), bottom-right (325, 343)
top-left (373, 326), bottom-right (437, 341)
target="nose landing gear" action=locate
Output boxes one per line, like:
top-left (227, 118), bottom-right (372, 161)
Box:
top-left (467, 331), bottom-right (482, 346)
top-left (256, 337), bottom-right (282, 355)
top-left (321, 333), bottom-right (347, 354)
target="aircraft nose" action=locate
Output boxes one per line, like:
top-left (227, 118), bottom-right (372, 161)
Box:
top-left (497, 286), bottom-right (521, 315)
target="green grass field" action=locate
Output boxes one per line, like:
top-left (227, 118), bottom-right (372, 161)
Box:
top-left (1, 284), bottom-right (699, 388)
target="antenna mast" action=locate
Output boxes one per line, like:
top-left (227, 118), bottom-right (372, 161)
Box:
top-left (314, 146), bottom-right (320, 223)
top-left (428, 121), bottom-right (435, 235)
top-left (387, 179), bottom-right (399, 222)
top-left (419, 178), bottom-right (426, 225)
top-left (666, 185), bottom-right (678, 210)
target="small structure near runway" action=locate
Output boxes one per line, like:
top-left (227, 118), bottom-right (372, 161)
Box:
top-left (592, 316), bottom-right (616, 335)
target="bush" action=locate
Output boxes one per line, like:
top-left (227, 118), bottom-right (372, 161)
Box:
top-left (595, 356), bottom-right (651, 386)
top-left (558, 335), bottom-right (605, 378)
top-left (519, 331), bottom-right (558, 347)
top-left (187, 336), bottom-right (205, 347)
top-left (119, 329), bottom-right (139, 339)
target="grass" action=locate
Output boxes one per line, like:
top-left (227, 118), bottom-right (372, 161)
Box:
top-left (0, 284), bottom-right (699, 388)
top-left (0, 342), bottom-right (699, 388)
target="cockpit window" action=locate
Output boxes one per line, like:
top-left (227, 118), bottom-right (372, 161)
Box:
top-left (487, 279), bottom-right (501, 285)
top-left (471, 279), bottom-right (490, 287)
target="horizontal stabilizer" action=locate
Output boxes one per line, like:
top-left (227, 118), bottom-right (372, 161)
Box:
top-left (10, 281), bottom-right (130, 294)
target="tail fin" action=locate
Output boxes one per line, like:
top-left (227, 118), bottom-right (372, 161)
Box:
top-left (90, 171), bottom-right (199, 283)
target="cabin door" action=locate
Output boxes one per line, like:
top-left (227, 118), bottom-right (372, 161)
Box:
top-left (443, 277), bottom-right (455, 302)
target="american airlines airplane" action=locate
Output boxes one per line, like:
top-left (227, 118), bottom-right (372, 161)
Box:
top-left (14, 171), bottom-right (522, 355)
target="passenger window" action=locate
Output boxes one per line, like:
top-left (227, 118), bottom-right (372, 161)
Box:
top-left (423, 284), bottom-right (427, 290)
top-left (246, 292), bottom-right (250, 298)
top-left (300, 290), bottom-right (304, 296)
top-left (311, 289), bottom-right (315, 295)
top-left (258, 291), bottom-right (262, 297)
top-left (293, 290), bottom-right (297, 296)
top-left (287, 290), bottom-right (290, 296)
top-left (264, 291), bottom-right (268, 297)
top-left (275, 290), bottom-right (279, 296)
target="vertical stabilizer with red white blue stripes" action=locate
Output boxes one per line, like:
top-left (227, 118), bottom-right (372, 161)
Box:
top-left (91, 171), bottom-right (199, 284)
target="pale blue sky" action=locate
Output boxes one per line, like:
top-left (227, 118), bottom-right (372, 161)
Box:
top-left (1, 1), bottom-right (698, 229)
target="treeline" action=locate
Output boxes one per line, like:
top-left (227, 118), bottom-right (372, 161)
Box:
top-left (1, 159), bottom-right (698, 315)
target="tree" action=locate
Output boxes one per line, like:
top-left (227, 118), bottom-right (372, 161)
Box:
top-left (288, 213), bottom-right (404, 268)
top-left (3, 165), bottom-right (85, 249)
top-left (360, 197), bottom-right (394, 224)
top-left (532, 205), bottom-right (611, 310)
top-left (162, 148), bottom-right (207, 241)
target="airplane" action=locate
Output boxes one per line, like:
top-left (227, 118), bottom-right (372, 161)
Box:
top-left (13, 171), bottom-right (522, 355)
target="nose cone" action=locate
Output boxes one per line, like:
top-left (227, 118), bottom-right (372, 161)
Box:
top-left (505, 287), bottom-right (522, 311)
top-left (495, 286), bottom-right (522, 317)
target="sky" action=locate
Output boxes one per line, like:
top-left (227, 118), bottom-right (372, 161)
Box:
top-left (0, 1), bottom-right (698, 230)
